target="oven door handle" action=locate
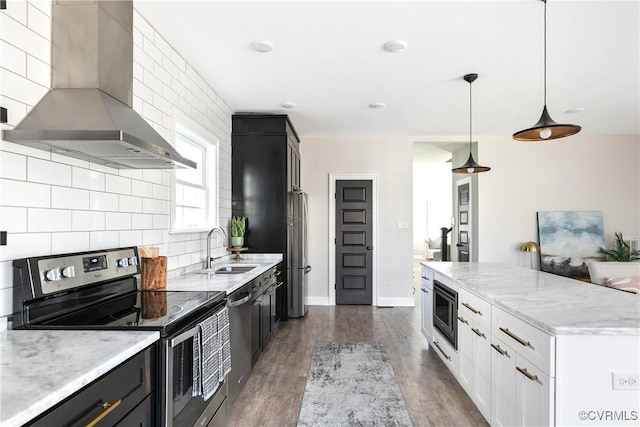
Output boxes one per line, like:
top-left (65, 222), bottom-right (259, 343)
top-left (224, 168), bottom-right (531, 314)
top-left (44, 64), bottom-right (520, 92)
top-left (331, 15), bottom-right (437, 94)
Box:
top-left (170, 324), bottom-right (201, 348)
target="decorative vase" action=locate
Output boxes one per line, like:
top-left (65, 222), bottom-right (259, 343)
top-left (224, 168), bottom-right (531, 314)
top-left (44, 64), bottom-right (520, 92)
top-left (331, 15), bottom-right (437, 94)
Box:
top-left (231, 236), bottom-right (244, 248)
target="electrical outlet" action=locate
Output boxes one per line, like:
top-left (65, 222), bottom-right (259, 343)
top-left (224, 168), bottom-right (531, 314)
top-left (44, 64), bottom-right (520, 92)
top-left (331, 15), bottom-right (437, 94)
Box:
top-left (612, 373), bottom-right (640, 390)
top-left (386, 277), bottom-right (392, 286)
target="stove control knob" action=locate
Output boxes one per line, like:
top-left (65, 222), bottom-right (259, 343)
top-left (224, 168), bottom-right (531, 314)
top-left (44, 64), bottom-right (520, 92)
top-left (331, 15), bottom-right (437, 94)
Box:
top-left (117, 257), bottom-right (129, 268)
top-left (128, 256), bottom-right (138, 266)
top-left (61, 266), bottom-right (76, 279)
top-left (45, 268), bottom-right (61, 281)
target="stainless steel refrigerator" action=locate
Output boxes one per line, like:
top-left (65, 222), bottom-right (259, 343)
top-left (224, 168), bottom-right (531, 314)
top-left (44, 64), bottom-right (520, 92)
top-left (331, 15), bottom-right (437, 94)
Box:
top-left (288, 190), bottom-right (311, 318)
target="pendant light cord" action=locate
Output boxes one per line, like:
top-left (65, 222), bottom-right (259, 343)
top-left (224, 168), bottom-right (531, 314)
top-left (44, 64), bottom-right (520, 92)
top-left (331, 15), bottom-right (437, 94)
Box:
top-left (543, 0), bottom-right (547, 105)
top-left (469, 79), bottom-right (473, 150)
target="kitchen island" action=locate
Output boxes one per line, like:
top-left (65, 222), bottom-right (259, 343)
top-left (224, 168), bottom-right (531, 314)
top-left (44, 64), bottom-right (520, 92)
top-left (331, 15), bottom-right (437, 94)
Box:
top-left (422, 261), bottom-right (640, 427)
top-left (0, 330), bottom-right (159, 427)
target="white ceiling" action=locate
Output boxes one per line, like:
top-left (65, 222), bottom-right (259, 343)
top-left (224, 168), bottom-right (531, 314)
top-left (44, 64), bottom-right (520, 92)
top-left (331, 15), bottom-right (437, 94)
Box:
top-left (135, 1), bottom-right (639, 139)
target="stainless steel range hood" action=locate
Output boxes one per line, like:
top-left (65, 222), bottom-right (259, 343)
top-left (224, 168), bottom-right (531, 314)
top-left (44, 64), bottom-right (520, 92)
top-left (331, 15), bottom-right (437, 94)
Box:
top-left (1, 1), bottom-right (195, 170)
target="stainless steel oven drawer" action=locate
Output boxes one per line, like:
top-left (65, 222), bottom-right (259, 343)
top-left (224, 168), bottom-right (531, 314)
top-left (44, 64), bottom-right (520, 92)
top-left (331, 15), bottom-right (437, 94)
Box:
top-left (193, 382), bottom-right (227, 427)
top-left (27, 346), bottom-right (154, 426)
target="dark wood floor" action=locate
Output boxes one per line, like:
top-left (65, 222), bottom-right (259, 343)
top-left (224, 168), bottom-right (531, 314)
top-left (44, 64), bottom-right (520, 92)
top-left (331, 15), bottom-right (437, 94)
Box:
top-left (228, 304), bottom-right (488, 427)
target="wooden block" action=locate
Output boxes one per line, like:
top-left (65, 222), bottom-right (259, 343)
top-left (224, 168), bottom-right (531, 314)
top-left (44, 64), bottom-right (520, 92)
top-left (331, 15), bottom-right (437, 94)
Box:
top-left (141, 256), bottom-right (167, 290)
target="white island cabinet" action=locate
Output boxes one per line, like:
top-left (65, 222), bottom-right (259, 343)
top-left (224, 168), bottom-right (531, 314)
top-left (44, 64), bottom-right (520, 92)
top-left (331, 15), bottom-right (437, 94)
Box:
top-left (421, 261), bottom-right (640, 427)
top-left (420, 266), bottom-right (434, 342)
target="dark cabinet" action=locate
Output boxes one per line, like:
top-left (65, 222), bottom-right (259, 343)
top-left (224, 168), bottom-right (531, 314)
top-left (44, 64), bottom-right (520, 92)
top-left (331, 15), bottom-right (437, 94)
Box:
top-left (232, 114), bottom-right (300, 322)
top-left (27, 346), bottom-right (155, 426)
top-left (249, 264), bottom-right (283, 367)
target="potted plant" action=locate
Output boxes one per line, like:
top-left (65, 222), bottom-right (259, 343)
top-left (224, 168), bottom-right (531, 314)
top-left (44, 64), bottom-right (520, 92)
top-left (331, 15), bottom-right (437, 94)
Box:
top-left (587, 232), bottom-right (640, 285)
top-left (231, 216), bottom-right (246, 248)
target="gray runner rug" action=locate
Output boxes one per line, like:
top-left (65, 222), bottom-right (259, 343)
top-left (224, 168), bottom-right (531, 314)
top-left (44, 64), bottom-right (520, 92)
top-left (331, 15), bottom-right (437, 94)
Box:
top-left (297, 341), bottom-right (413, 427)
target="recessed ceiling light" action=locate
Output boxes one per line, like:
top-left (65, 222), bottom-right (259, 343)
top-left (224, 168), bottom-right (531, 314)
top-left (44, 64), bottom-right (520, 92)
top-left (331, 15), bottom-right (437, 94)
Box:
top-left (565, 107), bottom-right (585, 114)
top-left (369, 102), bottom-right (386, 109)
top-left (383, 40), bottom-right (407, 53)
top-left (281, 102), bottom-right (297, 109)
top-left (251, 40), bottom-right (274, 53)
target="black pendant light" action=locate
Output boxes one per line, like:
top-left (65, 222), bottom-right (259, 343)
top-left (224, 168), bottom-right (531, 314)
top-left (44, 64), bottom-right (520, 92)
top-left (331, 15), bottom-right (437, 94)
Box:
top-left (513, 0), bottom-right (581, 142)
top-left (452, 73), bottom-right (491, 174)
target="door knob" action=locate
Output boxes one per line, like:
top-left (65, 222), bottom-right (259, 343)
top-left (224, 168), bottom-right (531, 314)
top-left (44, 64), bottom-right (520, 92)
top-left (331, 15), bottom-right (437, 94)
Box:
top-left (456, 243), bottom-right (464, 247)
top-left (366, 246), bottom-right (373, 250)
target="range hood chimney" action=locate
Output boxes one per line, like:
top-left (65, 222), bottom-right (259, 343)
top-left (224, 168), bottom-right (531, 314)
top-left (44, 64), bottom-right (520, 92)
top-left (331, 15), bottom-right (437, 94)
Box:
top-left (1, 0), bottom-right (196, 169)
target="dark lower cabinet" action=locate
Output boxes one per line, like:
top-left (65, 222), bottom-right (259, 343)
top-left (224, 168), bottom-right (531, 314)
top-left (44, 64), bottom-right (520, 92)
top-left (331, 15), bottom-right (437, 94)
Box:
top-left (250, 264), bottom-right (283, 367)
top-left (27, 345), bottom-right (155, 426)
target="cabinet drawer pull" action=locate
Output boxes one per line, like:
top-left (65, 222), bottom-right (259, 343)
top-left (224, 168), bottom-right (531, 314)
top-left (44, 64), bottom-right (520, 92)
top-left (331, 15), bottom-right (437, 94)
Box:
top-left (499, 327), bottom-right (531, 347)
top-left (471, 327), bottom-right (486, 338)
top-left (421, 276), bottom-right (430, 281)
top-left (491, 343), bottom-right (509, 356)
top-left (516, 366), bottom-right (538, 382)
top-left (86, 399), bottom-right (122, 427)
top-left (457, 315), bottom-right (468, 325)
top-left (433, 341), bottom-right (451, 361)
top-left (462, 302), bottom-right (482, 315)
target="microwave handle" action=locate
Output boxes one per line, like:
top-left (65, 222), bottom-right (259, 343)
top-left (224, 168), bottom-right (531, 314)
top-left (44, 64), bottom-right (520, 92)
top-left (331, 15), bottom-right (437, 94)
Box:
top-left (170, 324), bottom-right (200, 347)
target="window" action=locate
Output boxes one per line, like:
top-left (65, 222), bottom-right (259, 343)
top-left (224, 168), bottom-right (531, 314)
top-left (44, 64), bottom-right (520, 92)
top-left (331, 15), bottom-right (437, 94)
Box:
top-left (171, 123), bottom-right (218, 232)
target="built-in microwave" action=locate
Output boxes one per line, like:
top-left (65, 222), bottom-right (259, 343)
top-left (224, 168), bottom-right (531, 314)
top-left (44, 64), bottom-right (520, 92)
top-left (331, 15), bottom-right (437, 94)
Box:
top-left (433, 280), bottom-right (458, 349)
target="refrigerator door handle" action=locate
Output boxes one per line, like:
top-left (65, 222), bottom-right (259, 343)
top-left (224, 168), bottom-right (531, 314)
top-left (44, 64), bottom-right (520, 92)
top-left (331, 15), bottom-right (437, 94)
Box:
top-left (304, 265), bottom-right (312, 274)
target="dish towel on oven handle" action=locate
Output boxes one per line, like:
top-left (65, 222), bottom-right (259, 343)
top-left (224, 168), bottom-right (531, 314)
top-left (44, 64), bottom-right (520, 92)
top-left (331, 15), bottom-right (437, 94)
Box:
top-left (192, 312), bottom-right (220, 400)
top-left (192, 306), bottom-right (232, 400)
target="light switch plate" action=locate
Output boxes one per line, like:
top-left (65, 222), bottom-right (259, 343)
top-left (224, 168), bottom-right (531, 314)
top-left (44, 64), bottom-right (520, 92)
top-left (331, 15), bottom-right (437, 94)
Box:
top-left (397, 220), bottom-right (409, 229)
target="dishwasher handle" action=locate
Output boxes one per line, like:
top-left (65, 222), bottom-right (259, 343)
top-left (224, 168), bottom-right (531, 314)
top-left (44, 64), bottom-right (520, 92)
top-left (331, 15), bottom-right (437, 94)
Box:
top-left (228, 294), bottom-right (251, 307)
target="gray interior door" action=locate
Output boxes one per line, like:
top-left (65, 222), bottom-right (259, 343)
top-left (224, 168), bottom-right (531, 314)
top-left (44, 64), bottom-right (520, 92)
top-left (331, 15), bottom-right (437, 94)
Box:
top-left (335, 180), bottom-right (373, 305)
top-left (457, 182), bottom-right (470, 262)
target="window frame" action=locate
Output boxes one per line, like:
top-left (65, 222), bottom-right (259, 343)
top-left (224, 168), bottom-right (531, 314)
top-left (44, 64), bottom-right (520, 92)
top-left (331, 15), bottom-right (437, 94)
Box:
top-left (170, 115), bottom-right (219, 233)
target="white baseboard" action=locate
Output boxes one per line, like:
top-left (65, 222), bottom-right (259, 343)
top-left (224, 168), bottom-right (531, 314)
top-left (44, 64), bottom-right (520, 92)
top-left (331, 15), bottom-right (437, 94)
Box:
top-left (306, 296), bottom-right (331, 306)
top-left (376, 297), bottom-right (415, 307)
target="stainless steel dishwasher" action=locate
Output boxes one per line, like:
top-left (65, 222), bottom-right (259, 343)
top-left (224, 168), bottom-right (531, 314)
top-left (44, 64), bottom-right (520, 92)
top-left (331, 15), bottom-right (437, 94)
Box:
top-left (227, 281), bottom-right (253, 410)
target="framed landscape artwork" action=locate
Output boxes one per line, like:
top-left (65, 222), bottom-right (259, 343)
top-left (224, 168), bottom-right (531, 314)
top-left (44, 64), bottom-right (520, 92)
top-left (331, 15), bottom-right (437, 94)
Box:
top-left (537, 211), bottom-right (605, 278)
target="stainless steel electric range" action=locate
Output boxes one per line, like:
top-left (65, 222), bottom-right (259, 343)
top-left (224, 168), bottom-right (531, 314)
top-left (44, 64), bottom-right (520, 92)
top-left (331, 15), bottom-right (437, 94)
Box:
top-left (12, 247), bottom-right (228, 427)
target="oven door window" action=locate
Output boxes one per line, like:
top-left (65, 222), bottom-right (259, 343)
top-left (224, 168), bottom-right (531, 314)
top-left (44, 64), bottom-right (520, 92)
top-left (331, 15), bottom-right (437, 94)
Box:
top-left (171, 335), bottom-right (212, 426)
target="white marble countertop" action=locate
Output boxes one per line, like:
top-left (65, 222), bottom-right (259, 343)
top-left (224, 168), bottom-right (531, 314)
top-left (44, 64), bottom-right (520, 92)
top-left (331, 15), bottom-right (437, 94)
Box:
top-left (0, 330), bottom-right (159, 427)
top-left (165, 253), bottom-right (283, 295)
top-left (422, 262), bottom-right (640, 336)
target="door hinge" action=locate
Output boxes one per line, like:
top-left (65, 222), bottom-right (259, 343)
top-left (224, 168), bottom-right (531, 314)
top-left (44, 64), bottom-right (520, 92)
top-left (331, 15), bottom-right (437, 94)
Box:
top-left (334, 238), bottom-right (336, 244)
top-left (334, 283), bottom-right (336, 289)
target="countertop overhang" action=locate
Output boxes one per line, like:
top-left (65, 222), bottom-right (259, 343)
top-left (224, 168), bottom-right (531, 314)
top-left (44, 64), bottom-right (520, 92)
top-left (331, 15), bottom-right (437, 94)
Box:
top-left (423, 261), bottom-right (640, 336)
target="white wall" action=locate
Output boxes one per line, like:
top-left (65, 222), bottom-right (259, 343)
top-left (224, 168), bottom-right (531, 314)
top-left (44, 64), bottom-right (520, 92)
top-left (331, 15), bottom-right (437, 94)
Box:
top-left (0, 1), bottom-right (233, 323)
top-left (301, 137), bottom-right (414, 306)
top-left (478, 134), bottom-right (640, 267)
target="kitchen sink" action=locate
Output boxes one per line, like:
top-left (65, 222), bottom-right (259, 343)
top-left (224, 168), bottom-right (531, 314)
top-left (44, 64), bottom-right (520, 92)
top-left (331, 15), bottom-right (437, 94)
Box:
top-left (196, 265), bottom-right (258, 275)
top-left (214, 266), bottom-right (256, 274)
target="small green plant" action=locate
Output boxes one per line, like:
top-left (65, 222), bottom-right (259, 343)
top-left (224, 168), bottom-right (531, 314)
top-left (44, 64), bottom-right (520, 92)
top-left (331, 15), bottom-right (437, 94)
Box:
top-left (231, 216), bottom-right (246, 238)
top-left (597, 232), bottom-right (640, 261)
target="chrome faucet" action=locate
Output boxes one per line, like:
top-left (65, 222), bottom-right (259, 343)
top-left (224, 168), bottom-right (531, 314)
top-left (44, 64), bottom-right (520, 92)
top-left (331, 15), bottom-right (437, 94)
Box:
top-left (206, 226), bottom-right (228, 269)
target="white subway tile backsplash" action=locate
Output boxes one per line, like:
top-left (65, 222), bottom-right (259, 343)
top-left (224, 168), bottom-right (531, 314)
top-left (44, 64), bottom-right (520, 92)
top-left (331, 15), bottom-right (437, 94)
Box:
top-left (0, 207), bottom-right (27, 232)
top-left (0, 11), bottom-right (50, 64)
top-left (1, 40), bottom-right (27, 76)
top-left (143, 198), bottom-right (162, 214)
top-left (51, 186), bottom-right (90, 210)
top-left (119, 169), bottom-right (143, 181)
top-left (28, 157), bottom-right (71, 186)
top-left (89, 162), bottom-right (119, 176)
top-left (105, 174), bottom-right (132, 195)
top-left (72, 167), bottom-right (105, 191)
top-left (3, 0), bottom-right (28, 25)
top-left (0, 68), bottom-right (48, 107)
top-left (0, 140), bottom-right (50, 160)
top-left (0, 151), bottom-right (27, 180)
top-left (161, 200), bottom-right (170, 215)
top-left (131, 180), bottom-right (153, 198)
top-left (106, 212), bottom-right (132, 230)
top-left (152, 183), bottom-right (170, 200)
top-left (142, 170), bottom-right (163, 185)
top-left (119, 195), bottom-right (143, 213)
top-left (0, 96), bottom-right (28, 128)
top-left (0, 179), bottom-right (50, 207)
top-left (143, 68), bottom-right (163, 94)
top-left (133, 77), bottom-right (154, 104)
top-left (119, 230), bottom-right (143, 247)
top-left (26, 3), bottom-right (51, 41)
top-left (89, 231), bottom-right (119, 250)
top-left (170, 48), bottom-right (186, 72)
top-left (143, 229), bottom-right (163, 245)
top-left (168, 240), bottom-right (185, 256)
top-left (0, 232), bottom-right (50, 261)
top-left (143, 35), bottom-right (163, 65)
top-left (29, 0), bottom-right (52, 17)
top-left (28, 208), bottom-right (71, 232)
top-left (142, 101), bottom-right (162, 125)
top-left (133, 11), bottom-right (155, 43)
top-left (132, 213), bottom-right (153, 230)
top-left (90, 191), bottom-right (119, 211)
top-left (26, 54), bottom-right (50, 87)
top-left (72, 211), bottom-right (105, 231)
top-left (52, 232), bottom-right (89, 254)
top-left (153, 214), bottom-right (170, 229)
